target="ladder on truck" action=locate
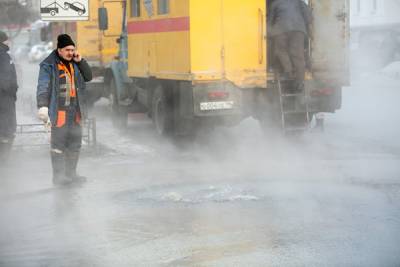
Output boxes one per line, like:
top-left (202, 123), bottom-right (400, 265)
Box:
top-left (275, 75), bottom-right (311, 134)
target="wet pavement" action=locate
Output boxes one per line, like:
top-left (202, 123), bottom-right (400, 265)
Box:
top-left (0, 61), bottom-right (400, 266)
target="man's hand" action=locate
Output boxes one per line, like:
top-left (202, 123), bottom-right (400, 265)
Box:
top-left (73, 51), bottom-right (82, 63)
top-left (38, 106), bottom-right (50, 124)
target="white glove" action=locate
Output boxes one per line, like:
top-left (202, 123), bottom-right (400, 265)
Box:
top-left (38, 107), bottom-right (50, 124)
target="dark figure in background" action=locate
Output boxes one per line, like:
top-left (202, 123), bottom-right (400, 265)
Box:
top-left (268, 0), bottom-right (312, 91)
top-left (0, 31), bottom-right (18, 162)
top-left (37, 34), bottom-right (92, 185)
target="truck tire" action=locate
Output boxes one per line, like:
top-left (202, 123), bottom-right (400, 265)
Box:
top-left (152, 86), bottom-right (173, 136)
top-left (109, 77), bottom-right (128, 129)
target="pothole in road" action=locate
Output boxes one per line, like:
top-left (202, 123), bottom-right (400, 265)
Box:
top-left (113, 179), bottom-right (390, 208)
top-left (115, 183), bottom-right (261, 204)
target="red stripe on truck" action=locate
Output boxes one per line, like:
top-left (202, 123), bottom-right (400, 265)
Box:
top-left (127, 17), bottom-right (190, 34)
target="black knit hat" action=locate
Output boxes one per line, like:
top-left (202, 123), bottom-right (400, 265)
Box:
top-left (0, 31), bottom-right (8, 43)
top-left (57, 34), bottom-right (75, 49)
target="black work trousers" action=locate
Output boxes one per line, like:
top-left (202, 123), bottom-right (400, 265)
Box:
top-left (0, 92), bottom-right (16, 140)
top-left (51, 123), bottom-right (82, 153)
top-left (273, 31), bottom-right (306, 82)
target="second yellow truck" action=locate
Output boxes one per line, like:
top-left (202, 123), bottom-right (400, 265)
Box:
top-left (50, 0), bottom-right (123, 103)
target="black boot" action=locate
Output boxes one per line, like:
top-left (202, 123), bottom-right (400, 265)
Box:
top-left (51, 150), bottom-right (72, 186)
top-left (65, 151), bottom-right (87, 183)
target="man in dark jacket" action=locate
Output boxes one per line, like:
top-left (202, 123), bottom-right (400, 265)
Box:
top-left (0, 31), bottom-right (18, 162)
top-left (37, 34), bottom-right (92, 185)
top-left (268, 0), bottom-right (312, 90)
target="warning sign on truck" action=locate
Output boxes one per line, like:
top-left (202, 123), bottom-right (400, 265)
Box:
top-left (40, 0), bottom-right (89, 21)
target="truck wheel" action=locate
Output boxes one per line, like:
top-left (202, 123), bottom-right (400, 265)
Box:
top-left (152, 86), bottom-right (173, 136)
top-left (109, 78), bottom-right (128, 129)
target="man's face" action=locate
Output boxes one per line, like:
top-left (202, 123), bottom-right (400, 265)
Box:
top-left (57, 45), bottom-right (75, 61)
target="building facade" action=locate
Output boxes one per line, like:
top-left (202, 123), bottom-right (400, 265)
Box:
top-left (351, 0), bottom-right (400, 28)
top-left (350, 0), bottom-right (400, 70)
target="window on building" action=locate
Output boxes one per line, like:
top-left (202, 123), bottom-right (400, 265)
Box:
top-left (372, 0), bottom-right (377, 13)
top-left (353, 0), bottom-right (361, 15)
top-left (131, 0), bottom-right (140, 17)
top-left (158, 0), bottom-right (169, 15)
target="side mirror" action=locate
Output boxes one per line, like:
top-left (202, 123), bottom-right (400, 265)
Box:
top-left (98, 7), bottom-right (109, 31)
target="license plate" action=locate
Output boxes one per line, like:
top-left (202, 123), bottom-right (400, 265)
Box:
top-left (200, 101), bottom-right (234, 111)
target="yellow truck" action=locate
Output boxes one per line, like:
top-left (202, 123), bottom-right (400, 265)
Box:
top-left (98, 0), bottom-right (350, 135)
top-left (50, 0), bottom-right (123, 103)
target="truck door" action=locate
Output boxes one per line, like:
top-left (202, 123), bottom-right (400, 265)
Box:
top-left (309, 0), bottom-right (350, 86)
top-left (221, 0), bottom-right (267, 88)
top-left (100, 0), bottom-right (123, 66)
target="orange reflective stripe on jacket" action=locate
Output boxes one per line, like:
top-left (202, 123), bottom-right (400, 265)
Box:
top-left (56, 110), bottom-right (66, 127)
top-left (55, 62), bottom-right (81, 127)
top-left (58, 62), bottom-right (76, 98)
top-left (75, 112), bottom-right (81, 124)
top-left (69, 63), bottom-right (76, 97)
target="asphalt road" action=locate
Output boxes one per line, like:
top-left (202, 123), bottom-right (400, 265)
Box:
top-left (0, 61), bottom-right (399, 266)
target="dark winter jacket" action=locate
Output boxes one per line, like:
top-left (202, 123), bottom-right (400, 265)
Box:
top-left (0, 43), bottom-right (18, 98)
top-left (37, 50), bottom-right (92, 126)
top-left (268, 0), bottom-right (312, 37)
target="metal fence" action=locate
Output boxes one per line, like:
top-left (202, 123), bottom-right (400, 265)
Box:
top-left (14, 118), bottom-right (97, 148)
